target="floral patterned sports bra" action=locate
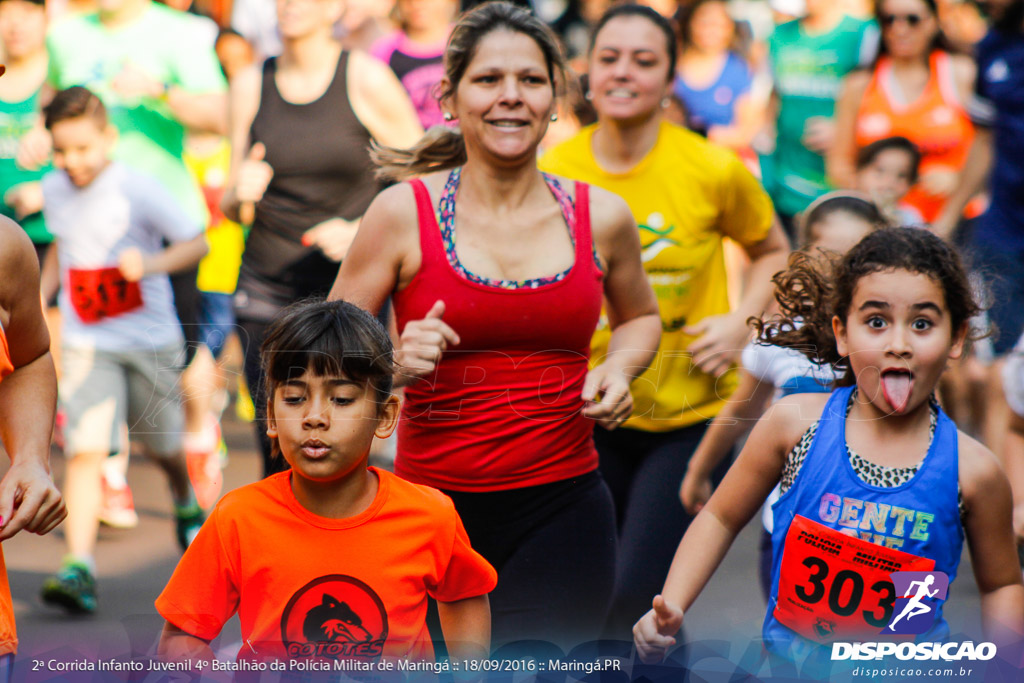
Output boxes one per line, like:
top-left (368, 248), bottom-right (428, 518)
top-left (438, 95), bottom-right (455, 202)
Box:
top-left (438, 167), bottom-right (601, 289)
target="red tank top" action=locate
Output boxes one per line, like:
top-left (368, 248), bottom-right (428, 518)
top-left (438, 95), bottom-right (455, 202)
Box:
top-left (392, 177), bottom-right (604, 492)
top-left (855, 51), bottom-right (975, 222)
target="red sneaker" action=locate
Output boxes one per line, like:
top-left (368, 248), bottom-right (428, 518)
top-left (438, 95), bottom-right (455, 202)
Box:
top-left (99, 474), bottom-right (139, 529)
top-left (186, 446), bottom-right (224, 510)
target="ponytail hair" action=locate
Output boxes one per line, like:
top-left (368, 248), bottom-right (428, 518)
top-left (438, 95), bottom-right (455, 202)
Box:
top-left (372, 126), bottom-right (468, 182)
top-left (372, 1), bottom-right (567, 182)
top-left (752, 227), bottom-right (983, 386)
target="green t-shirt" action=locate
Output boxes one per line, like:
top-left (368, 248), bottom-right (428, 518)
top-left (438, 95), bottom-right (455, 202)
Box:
top-left (0, 88), bottom-right (52, 243)
top-left (46, 2), bottom-right (226, 225)
top-left (766, 15), bottom-right (878, 216)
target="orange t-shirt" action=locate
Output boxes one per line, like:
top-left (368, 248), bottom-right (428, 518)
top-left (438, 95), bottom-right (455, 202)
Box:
top-left (0, 324), bottom-right (15, 655)
top-left (155, 468), bottom-right (496, 665)
top-left (855, 51), bottom-right (975, 223)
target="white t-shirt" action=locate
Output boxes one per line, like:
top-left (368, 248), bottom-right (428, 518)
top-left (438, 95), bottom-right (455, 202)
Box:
top-left (741, 338), bottom-right (838, 533)
top-left (741, 339), bottom-right (838, 400)
top-left (42, 162), bottom-right (202, 351)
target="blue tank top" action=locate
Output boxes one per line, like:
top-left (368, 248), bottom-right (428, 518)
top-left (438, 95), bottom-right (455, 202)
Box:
top-left (764, 385), bottom-right (963, 658)
top-left (673, 52), bottom-right (752, 130)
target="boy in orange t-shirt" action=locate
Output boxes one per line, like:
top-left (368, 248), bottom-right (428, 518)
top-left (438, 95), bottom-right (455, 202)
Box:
top-left (156, 300), bottom-right (496, 665)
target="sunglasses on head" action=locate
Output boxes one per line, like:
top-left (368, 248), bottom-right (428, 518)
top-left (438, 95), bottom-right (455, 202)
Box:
top-left (880, 12), bottom-right (924, 26)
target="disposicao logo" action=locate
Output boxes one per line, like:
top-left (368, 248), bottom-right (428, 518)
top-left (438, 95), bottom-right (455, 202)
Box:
top-left (831, 570), bottom-right (996, 662)
top-left (887, 570), bottom-right (948, 635)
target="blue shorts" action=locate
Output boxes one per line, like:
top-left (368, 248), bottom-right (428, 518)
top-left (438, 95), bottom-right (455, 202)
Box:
top-left (199, 292), bottom-right (236, 359)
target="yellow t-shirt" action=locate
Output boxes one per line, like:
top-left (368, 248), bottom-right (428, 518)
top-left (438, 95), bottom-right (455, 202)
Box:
top-left (184, 138), bottom-right (245, 295)
top-left (539, 121), bottom-right (774, 430)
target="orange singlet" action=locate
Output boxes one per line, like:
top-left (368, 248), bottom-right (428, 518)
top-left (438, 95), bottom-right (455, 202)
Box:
top-left (0, 324), bottom-right (16, 655)
top-left (855, 51), bottom-right (975, 223)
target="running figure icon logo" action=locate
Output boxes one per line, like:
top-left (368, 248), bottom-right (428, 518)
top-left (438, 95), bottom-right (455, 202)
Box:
top-left (887, 571), bottom-right (949, 634)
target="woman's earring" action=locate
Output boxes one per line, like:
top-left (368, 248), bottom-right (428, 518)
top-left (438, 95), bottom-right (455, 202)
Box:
top-left (661, 97), bottom-right (671, 109)
top-left (550, 113), bottom-right (558, 122)
top-left (443, 112), bottom-right (453, 121)
top-left (584, 90), bottom-right (594, 101)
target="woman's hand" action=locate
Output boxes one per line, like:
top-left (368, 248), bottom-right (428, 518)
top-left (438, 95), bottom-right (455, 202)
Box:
top-left (302, 217), bottom-right (360, 262)
top-left (684, 311), bottom-right (750, 378)
top-left (680, 470), bottom-right (713, 515)
top-left (4, 182), bottom-right (44, 220)
top-left (396, 300), bottom-right (460, 383)
top-left (801, 116), bottom-right (836, 154)
top-left (582, 364), bottom-right (634, 430)
top-left (918, 167), bottom-right (959, 198)
top-left (16, 125), bottom-right (51, 171)
top-left (235, 142), bottom-right (273, 205)
top-left (633, 595), bottom-right (684, 663)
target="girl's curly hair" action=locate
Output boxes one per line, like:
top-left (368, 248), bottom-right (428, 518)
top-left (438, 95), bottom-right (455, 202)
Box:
top-left (752, 228), bottom-right (983, 386)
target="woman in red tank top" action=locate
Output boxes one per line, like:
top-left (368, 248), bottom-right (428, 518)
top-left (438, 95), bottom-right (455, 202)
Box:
top-left (329, 2), bottom-right (660, 652)
top-left (829, 0), bottom-right (976, 224)
top-left (0, 219), bottom-right (66, 660)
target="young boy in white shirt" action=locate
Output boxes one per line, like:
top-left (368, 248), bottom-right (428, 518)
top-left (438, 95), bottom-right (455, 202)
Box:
top-left (38, 86), bottom-right (208, 614)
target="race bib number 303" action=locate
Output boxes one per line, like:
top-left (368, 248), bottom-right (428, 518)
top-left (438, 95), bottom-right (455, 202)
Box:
top-left (774, 515), bottom-right (935, 642)
top-left (68, 266), bottom-right (143, 324)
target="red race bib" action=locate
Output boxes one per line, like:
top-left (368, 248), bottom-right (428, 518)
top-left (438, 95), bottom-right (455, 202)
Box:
top-left (68, 266), bottom-right (143, 324)
top-left (774, 514), bottom-right (935, 642)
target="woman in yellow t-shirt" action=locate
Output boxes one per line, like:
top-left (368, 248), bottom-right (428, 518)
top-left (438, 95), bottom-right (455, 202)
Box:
top-left (539, 3), bottom-right (788, 640)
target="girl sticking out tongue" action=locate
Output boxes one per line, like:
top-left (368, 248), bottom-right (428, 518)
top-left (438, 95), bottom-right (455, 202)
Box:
top-left (633, 227), bottom-right (1024, 665)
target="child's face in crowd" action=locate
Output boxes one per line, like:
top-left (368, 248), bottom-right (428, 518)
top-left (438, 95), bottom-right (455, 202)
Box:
top-left (588, 16), bottom-right (673, 125)
top-left (833, 269), bottom-right (965, 416)
top-left (856, 149), bottom-right (915, 208)
top-left (0, 0), bottom-right (46, 60)
top-left (808, 214), bottom-right (876, 255)
top-left (689, 2), bottom-right (734, 54)
top-left (276, 0), bottom-right (343, 41)
top-left (396, 0), bottom-right (457, 34)
top-left (268, 369), bottom-right (398, 487)
top-left (50, 116), bottom-right (116, 188)
top-left (448, 29), bottom-right (555, 165)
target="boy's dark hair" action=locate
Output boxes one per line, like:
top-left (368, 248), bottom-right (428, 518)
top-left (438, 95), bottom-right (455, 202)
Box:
top-left (590, 3), bottom-right (678, 83)
top-left (44, 86), bottom-right (107, 131)
top-left (856, 136), bottom-right (922, 183)
top-left (797, 192), bottom-right (889, 249)
top-left (261, 299), bottom-right (395, 458)
top-left (753, 227), bottom-right (982, 386)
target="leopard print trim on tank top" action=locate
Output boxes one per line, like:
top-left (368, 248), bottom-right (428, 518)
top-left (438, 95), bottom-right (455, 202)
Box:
top-left (778, 390), bottom-right (965, 521)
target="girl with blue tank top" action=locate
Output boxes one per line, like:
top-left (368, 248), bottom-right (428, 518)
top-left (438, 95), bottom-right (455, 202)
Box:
top-left (679, 193), bottom-right (887, 601)
top-left (634, 227), bottom-right (1024, 663)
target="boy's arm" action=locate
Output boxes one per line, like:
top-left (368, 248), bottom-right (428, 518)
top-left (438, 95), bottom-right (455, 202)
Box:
top-left (960, 433), bottom-right (1024, 643)
top-left (436, 595), bottom-right (490, 662)
top-left (932, 127), bottom-right (993, 240)
top-left (119, 234), bottom-right (208, 281)
top-left (158, 621), bottom-right (216, 662)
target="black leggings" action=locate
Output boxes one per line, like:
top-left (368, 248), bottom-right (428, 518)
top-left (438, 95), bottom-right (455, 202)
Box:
top-left (443, 471), bottom-right (616, 653)
top-left (595, 422), bottom-right (730, 640)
